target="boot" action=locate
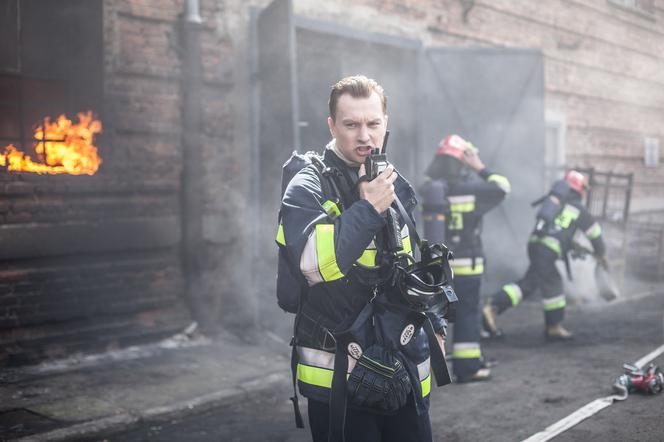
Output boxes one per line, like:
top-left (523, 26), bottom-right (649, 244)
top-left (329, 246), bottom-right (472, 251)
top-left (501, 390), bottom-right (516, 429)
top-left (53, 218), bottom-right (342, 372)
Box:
top-left (546, 324), bottom-right (574, 341)
top-left (481, 304), bottom-right (502, 339)
top-left (457, 367), bottom-right (491, 383)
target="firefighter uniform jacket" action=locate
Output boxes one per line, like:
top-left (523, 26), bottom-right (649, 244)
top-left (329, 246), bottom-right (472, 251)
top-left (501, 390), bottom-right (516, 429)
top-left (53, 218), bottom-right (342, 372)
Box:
top-left (277, 146), bottom-right (441, 414)
top-left (429, 168), bottom-right (510, 276)
top-left (530, 194), bottom-right (606, 258)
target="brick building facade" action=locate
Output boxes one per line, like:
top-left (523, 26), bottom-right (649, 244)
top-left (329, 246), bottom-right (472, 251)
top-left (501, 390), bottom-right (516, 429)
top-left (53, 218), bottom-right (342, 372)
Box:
top-left (0, 0), bottom-right (661, 364)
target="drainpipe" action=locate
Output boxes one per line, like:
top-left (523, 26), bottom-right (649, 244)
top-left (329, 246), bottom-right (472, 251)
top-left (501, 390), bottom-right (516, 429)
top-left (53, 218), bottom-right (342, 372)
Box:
top-left (180, 0), bottom-right (207, 329)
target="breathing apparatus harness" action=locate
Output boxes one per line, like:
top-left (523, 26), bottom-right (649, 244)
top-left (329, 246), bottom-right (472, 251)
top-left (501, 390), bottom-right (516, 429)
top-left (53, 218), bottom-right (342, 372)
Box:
top-left (282, 135), bottom-right (457, 441)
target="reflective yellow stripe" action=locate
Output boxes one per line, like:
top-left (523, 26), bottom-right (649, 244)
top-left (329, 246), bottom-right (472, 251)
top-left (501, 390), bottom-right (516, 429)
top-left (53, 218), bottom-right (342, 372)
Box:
top-left (421, 375), bottom-right (431, 397)
top-left (586, 223), bottom-right (602, 240)
top-left (530, 235), bottom-right (562, 256)
top-left (487, 174), bottom-right (510, 192)
top-left (487, 174), bottom-right (511, 194)
top-left (298, 362), bottom-right (430, 397)
top-left (554, 205), bottom-right (580, 229)
top-left (543, 295), bottom-right (566, 311)
top-left (322, 200), bottom-right (340, 220)
top-left (297, 363), bottom-right (333, 388)
top-left (403, 235), bottom-right (413, 256)
top-left (450, 202), bottom-right (475, 213)
top-left (502, 283), bottom-right (522, 306)
top-left (452, 347), bottom-right (482, 359)
top-left (451, 258), bottom-right (484, 276)
top-left (357, 249), bottom-right (378, 267)
top-left (451, 263), bottom-right (484, 276)
top-left (453, 349), bottom-right (482, 359)
top-left (315, 224), bottom-right (344, 281)
top-left (276, 223), bottom-right (285, 246)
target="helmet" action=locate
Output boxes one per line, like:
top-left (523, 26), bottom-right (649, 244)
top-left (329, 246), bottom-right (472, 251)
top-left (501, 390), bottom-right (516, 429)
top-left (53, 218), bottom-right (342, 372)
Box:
top-left (564, 170), bottom-right (588, 196)
top-left (436, 134), bottom-right (477, 160)
top-left (395, 243), bottom-right (457, 314)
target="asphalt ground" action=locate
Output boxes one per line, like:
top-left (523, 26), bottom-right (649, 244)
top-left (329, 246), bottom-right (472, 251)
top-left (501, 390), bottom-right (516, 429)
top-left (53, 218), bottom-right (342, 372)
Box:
top-left (86, 289), bottom-right (664, 442)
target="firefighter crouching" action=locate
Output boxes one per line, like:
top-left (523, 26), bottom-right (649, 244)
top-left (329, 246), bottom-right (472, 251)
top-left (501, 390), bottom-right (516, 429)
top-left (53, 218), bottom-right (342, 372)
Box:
top-left (277, 76), bottom-right (452, 442)
top-left (420, 135), bottom-right (510, 382)
top-left (482, 170), bottom-right (607, 340)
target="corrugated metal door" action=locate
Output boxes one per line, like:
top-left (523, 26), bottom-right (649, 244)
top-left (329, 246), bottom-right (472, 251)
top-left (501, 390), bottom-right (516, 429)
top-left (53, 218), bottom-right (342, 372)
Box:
top-left (420, 48), bottom-right (546, 292)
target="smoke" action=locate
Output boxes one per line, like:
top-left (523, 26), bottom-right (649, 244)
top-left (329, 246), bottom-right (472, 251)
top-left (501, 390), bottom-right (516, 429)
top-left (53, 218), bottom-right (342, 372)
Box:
top-left (562, 258), bottom-right (600, 305)
top-left (247, 1), bottom-right (664, 343)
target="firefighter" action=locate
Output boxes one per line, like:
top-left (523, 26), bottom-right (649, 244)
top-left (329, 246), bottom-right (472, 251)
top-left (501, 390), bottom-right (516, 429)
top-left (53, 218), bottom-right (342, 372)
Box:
top-left (278, 76), bottom-right (449, 442)
top-left (420, 135), bottom-right (510, 382)
top-left (482, 170), bottom-right (607, 340)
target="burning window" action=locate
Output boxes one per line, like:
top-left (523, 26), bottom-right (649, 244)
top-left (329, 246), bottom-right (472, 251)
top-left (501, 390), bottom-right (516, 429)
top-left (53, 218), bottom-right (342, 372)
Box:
top-left (0, 0), bottom-right (103, 174)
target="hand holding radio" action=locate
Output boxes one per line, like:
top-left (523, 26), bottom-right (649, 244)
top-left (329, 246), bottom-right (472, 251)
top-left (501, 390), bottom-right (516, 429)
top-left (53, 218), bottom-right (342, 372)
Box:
top-left (358, 162), bottom-right (397, 214)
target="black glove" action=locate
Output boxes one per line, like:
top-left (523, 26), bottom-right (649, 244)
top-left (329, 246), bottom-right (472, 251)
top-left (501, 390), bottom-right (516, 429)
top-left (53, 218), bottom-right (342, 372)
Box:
top-left (346, 345), bottom-right (411, 413)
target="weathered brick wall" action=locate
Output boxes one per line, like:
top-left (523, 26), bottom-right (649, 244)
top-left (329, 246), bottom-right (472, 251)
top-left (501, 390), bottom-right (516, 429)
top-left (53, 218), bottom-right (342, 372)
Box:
top-left (0, 0), bottom-right (193, 365)
top-left (104, 0), bottom-right (272, 334)
top-left (6, 0), bottom-right (660, 363)
top-left (294, 0), bottom-right (664, 212)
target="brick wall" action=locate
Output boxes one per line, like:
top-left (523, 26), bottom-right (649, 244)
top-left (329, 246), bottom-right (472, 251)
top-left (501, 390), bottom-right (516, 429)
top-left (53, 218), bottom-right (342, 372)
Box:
top-left (4, 0), bottom-right (661, 363)
top-left (0, 0), bottom-right (194, 365)
top-left (103, 0), bottom-right (271, 334)
top-left (294, 0), bottom-right (664, 212)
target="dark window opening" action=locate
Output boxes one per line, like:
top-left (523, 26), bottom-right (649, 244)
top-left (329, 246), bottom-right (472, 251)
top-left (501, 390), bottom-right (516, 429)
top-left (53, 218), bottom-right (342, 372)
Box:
top-left (0, 0), bottom-right (102, 156)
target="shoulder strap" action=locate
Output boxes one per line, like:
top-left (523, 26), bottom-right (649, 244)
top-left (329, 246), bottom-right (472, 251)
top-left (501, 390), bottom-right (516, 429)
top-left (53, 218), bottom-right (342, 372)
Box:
top-left (392, 195), bottom-right (422, 252)
top-left (311, 155), bottom-right (350, 213)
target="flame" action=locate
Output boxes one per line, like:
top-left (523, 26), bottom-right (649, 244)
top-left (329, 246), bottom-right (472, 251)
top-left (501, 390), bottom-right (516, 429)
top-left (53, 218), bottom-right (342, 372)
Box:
top-left (0, 112), bottom-right (102, 175)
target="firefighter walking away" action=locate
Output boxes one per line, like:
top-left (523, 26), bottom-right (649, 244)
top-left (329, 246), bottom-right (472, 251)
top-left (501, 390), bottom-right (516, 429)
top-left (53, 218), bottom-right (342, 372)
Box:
top-left (482, 170), bottom-right (607, 340)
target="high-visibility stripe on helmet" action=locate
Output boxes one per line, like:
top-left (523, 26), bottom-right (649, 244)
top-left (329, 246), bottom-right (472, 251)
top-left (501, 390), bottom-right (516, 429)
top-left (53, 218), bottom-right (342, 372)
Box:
top-left (276, 223), bottom-right (285, 246)
top-left (487, 174), bottom-right (511, 194)
top-left (451, 257), bottom-right (484, 276)
top-left (585, 222), bottom-right (602, 240)
top-left (448, 195), bottom-right (476, 213)
top-left (452, 342), bottom-right (481, 359)
top-left (502, 283), bottom-right (523, 306)
top-left (542, 294), bottom-right (566, 311)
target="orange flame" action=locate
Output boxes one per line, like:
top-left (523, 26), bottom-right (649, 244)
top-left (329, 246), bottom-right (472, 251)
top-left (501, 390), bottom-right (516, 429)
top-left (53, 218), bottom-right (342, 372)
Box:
top-left (0, 112), bottom-right (102, 175)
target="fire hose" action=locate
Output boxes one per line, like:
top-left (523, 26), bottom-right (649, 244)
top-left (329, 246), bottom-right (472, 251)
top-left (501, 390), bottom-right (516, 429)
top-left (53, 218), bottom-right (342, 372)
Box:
top-left (521, 343), bottom-right (664, 442)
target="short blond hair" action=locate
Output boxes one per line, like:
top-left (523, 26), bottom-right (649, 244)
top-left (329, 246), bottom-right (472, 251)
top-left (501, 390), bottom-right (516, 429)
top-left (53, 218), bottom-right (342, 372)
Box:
top-left (328, 75), bottom-right (387, 121)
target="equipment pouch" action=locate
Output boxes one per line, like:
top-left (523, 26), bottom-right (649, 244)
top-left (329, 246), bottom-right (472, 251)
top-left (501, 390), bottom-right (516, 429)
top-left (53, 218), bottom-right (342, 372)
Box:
top-left (346, 344), bottom-right (411, 414)
top-left (334, 301), bottom-right (411, 414)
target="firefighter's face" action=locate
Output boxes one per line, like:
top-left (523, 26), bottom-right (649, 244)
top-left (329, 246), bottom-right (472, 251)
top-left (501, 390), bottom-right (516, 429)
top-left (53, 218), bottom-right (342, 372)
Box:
top-left (328, 92), bottom-right (387, 166)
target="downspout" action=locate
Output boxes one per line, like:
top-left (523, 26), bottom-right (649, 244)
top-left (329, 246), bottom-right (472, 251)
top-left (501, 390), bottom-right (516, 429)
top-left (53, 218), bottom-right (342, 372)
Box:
top-left (180, 0), bottom-right (207, 329)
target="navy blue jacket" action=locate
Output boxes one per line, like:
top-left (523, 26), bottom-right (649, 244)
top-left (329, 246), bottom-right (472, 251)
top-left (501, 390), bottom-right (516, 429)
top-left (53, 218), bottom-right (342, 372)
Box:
top-left (278, 147), bottom-right (441, 413)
